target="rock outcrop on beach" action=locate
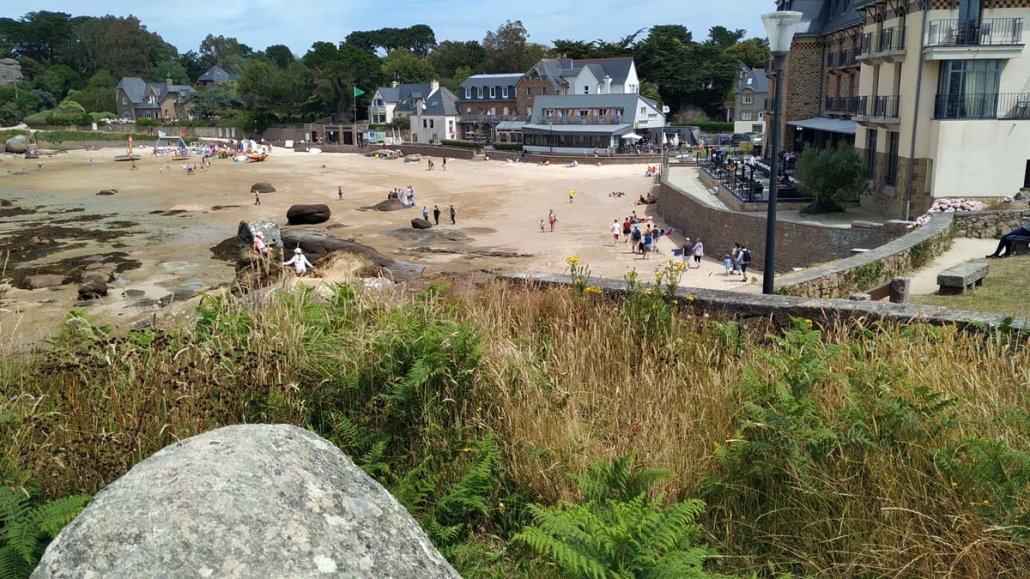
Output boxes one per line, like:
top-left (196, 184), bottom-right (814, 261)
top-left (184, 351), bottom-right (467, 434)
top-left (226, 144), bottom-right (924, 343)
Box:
top-left (280, 229), bottom-right (393, 269)
top-left (234, 220), bottom-right (283, 290)
top-left (366, 198), bottom-right (410, 212)
top-left (250, 182), bottom-right (276, 193)
top-left (77, 277), bottom-right (108, 300)
top-left (411, 218), bottom-right (433, 229)
top-left (5, 134), bottom-right (28, 154)
top-left (24, 274), bottom-right (66, 289)
top-left (286, 204), bottom-right (331, 225)
top-left (30, 425), bottom-right (461, 579)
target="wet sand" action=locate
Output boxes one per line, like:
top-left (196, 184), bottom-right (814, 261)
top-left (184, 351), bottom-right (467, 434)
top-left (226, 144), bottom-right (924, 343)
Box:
top-left (0, 147), bottom-right (753, 347)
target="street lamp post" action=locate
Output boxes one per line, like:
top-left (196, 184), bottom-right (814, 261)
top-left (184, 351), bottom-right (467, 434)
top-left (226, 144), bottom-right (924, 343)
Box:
top-left (761, 10), bottom-right (803, 295)
top-left (548, 122), bottom-right (553, 154)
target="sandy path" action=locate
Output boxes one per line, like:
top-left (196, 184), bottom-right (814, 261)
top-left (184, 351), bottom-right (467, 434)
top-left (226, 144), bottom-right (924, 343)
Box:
top-left (906, 237), bottom-right (997, 295)
top-left (1, 147), bottom-right (753, 346)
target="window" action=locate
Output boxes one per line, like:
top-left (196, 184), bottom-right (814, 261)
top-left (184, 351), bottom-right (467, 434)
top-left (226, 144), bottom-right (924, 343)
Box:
top-left (526, 87), bottom-right (531, 96)
top-left (743, 95), bottom-right (753, 104)
top-left (741, 111), bottom-right (753, 120)
top-left (503, 106), bottom-right (509, 115)
top-left (578, 109), bottom-right (588, 117)
top-left (746, 77), bottom-right (753, 85)
top-left (464, 88), bottom-right (470, 99)
top-left (430, 119), bottom-right (435, 129)
top-left (122, 96), bottom-right (127, 105)
top-left (423, 119), bottom-right (428, 128)
top-left (866, 130), bottom-right (878, 180)
top-left (1025, 160), bottom-right (1030, 189)
top-left (477, 87), bottom-right (483, 98)
top-left (466, 107), bottom-right (471, 114)
top-left (936, 60), bottom-right (1003, 119)
top-left (885, 131), bottom-right (900, 186)
top-left (640, 107), bottom-right (646, 114)
top-left (502, 87), bottom-right (508, 98)
top-left (489, 107), bottom-right (496, 116)
top-left (542, 87), bottom-right (548, 95)
top-left (583, 85), bottom-right (589, 94)
top-left (752, 123), bottom-right (763, 132)
top-left (490, 87), bottom-right (496, 98)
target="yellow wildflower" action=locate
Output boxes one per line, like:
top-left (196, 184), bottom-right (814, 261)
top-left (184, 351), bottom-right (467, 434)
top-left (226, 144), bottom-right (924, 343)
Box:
top-left (952, 482), bottom-right (958, 488)
top-left (565, 256), bottom-right (580, 265)
top-left (983, 500), bottom-right (990, 506)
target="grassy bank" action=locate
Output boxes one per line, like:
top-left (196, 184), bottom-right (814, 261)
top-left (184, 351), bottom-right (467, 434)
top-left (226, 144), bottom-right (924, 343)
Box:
top-left (2, 279), bottom-right (1029, 578)
top-left (913, 254), bottom-right (1030, 319)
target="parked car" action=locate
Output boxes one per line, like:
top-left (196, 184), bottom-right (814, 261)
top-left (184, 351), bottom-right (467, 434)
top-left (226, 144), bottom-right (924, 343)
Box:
top-left (730, 133), bottom-right (747, 145)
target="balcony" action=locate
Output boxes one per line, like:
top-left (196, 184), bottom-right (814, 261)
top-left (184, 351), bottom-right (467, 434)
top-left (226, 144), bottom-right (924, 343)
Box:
top-left (934, 93), bottom-right (1030, 120)
top-left (857, 26), bottom-right (907, 64)
top-left (540, 115), bottom-right (627, 126)
top-left (924, 18), bottom-right (1024, 59)
top-left (459, 113), bottom-right (529, 124)
top-left (825, 96), bottom-right (860, 116)
top-left (855, 95), bottom-right (901, 126)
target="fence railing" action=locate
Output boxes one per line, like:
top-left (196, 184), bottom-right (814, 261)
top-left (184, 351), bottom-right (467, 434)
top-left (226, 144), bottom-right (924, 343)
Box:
top-left (459, 114), bottom-right (529, 124)
top-left (935, 92), bottom-right (1030, 119)
top-left (859, 26), bottom-right (907, 55)
top-left (856, 95), bottom-right (900, 118)
top-left (926, 18), bottom-right (1023, 47)
top-left (825, 96), bottom-right (861, 115)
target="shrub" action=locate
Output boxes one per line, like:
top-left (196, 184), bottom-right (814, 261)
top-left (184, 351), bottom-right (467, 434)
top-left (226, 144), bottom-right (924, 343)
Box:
top-left (0, 484), bottom-right (90, 579)
top-left (794, 144), bottom-right (870, 213)
top-left (440, 139), bottom-right (483, 149)
top-left (89, 112), bottom-right (116, 122)
top-left (491, 143), bottom-right (522, 151)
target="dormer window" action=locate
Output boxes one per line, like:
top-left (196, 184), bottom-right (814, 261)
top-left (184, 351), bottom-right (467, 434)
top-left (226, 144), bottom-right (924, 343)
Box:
top-left (746, 78), bottom-right (753, 85)
top-left (477, 87), bottom-right (483, 98)
top-left (464, 88), bottom-right (470, 99)
top-left (489, 87), bottom-right (496, 98)
top-left (502, 87), bottom-right (508, 98)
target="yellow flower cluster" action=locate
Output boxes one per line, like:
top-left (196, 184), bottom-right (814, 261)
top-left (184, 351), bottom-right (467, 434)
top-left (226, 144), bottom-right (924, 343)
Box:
top-left (584, 286), bottom-right (603, 295)
top-left (804, 318), bottom-right (814, 328)
top-left (565, 256), bottom-right (580, 265)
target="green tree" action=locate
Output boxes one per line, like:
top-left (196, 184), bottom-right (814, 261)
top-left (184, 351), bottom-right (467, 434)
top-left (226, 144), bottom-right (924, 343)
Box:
top-left (239, 59), bottom-right (311, 119)
top-left (483, 20), bottom-right (536, 73)
top-left (13, 11), bottom-right (74, 63)
top-left (34, 64), bottom-right (80, 100)
top-left (725, 38), bottom-right (771, 69)
top-left (705, 25), bottom-right (746, 47)
top-left (381, 49), bottom-right (436, 84)
top-left (0, 86), bottom-right (44, 125)
top-left (263, 44), bottom-right (295, 68)
top-left (71, 16), bottom-right (167, 78)
top-left (188, 86), bottom-right (243, 120)
top-left (177, 50), bottom-right (206, 82)
top-left (0, 17), bottom-right (19, 58)
top-left (198, 34), bottom-right (252, 74)
top-left (69, 70), bottom-right (117, 113)
top-left (345, 25), bottom-right (437, 57)
top-left (793, 144), bottom-right (870, 213)
top-left (428, 40), bottom-right (486, 78)
top-left (151, 59), bottom-right (190, 85)
top-left (551, 39), bottom-right (598, 59)
top-left (303, 41), bottom-right (381, 121)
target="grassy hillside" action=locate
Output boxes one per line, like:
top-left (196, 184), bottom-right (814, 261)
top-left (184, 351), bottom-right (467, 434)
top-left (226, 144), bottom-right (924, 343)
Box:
top-left (2, 280), bottom-right (1028, 578)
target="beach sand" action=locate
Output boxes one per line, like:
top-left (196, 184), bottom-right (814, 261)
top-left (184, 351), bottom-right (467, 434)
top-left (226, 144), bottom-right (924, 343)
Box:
top-left (0, 147), bottom-right (756, 346)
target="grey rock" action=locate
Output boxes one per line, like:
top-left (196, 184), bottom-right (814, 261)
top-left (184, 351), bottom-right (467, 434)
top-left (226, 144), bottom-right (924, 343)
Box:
top-left (31, 425), bottom-right (461, 579)
top-left (250, 182), bottom-right (276, 193)
top-left (96, 190), bottom-right (117, 196)
top-left (411, 218), bottom-right (433, 230)
top-left (1014, 191), bottom-right (1028, 201)
top-left (287, 204), bottom-right (331, 225)
top-left (366, 199), bottom-right (410, 212)
top-left (848, 293), bottom-right (872, 301)
top-left (25, 274), bottom-right (67, 289)
top-left (5, 134), bottom-right (28, 154)
top-left (236, 219), bottom-right (282, 251)
top-left (76, 278), bottom-right (108, 299)
top-left (889, 277), bottom-right (912, 304)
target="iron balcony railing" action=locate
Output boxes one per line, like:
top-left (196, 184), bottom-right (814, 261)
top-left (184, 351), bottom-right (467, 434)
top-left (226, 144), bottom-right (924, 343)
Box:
top-left (541, 115), bottom-right (627, 125)
top-left (926, 18), bottom-right (1023, 47)
top-left (825, 96), bottom-right (861, 115)
top-left (857, 95), bottom-right (900, 118)
top-left (459, 114), bottom-right (529, 123)
top-left (859, 26), bottom-right (907, 55)
top-left (935, 92), bottom-right (1030, 119)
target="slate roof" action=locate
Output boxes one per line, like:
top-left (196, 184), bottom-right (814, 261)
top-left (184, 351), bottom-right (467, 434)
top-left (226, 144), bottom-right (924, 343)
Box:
top-left (197, 65), bottom-right (238, 83)
top-left (775, 0), bottom-right (862, 35)
top-left (377, 83), bottom-right (433, 112)
top-left (736, 68), bottom-right (769, 95)
top-left (460, 73), bottom-right (522, 91)
top-left (528, 93), bottom-right (657, 124)
top-left (117, 77), bottom-right (194, 106)
top-left (524, 57), bottom-right (636, 91)
top-left (421, 87), bottom-right (459, 116)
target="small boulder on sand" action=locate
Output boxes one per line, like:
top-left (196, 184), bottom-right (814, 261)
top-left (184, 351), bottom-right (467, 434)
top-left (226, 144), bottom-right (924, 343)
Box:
top-left (77, 278), bottom-right (108, 299)
top-left (411, 218), bottom-right (433, 230)
top-left (366, 198), bottom-right (409, 212)
top-left (286, 204), bottom-right (331, 225)
top-left (25, 274), bottom-right (67, 289)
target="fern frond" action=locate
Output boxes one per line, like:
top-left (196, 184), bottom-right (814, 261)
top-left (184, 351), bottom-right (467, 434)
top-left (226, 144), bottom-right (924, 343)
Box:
top-left (29, 494), bottom-right (90, 537)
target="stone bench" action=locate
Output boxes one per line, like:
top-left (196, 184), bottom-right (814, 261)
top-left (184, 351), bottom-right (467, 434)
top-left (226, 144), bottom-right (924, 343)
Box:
top-left (937, 262), bottom-right (988, 295)
top-left (1011, 235), bottom-right (1030, 253)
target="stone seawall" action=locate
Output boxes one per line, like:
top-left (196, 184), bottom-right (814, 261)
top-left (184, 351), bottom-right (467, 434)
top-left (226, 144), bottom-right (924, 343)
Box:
top-left (775, 214), bottom-right (954, 299)
top-left (504, 271), bottom-right (1028, 333)
top-left (656, 170), bottom-right (897, 272)
top-left (952, 209), bottom-right (1030, 239)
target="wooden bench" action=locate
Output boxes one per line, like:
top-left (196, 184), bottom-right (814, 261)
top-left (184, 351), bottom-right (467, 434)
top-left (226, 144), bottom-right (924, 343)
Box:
top-left (937, 262), bottom-right (988, 295)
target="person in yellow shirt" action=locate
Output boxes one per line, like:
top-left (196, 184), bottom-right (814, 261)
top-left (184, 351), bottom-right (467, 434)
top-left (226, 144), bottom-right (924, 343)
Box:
top-left (568, 188), bottom-right (575, 203)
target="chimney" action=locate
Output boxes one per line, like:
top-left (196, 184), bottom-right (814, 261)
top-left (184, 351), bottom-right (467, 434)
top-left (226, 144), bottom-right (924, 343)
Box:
top-left (604, 75), bottom-right (612, 94)
top-left (430, 78), bottom-right (439, 93)
top-left (391, 80), bottom-right (399, 88)
top-left (165, 78), bottom-right (173, 87)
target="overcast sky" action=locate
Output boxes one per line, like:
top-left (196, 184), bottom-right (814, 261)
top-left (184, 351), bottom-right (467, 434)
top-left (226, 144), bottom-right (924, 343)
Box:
top-left (3, 0), bottom-right (768, 55)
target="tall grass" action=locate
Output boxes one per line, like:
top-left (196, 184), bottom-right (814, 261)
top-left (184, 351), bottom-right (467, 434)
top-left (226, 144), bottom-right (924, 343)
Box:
top-left (1, 279), bottom-right (1028, 578)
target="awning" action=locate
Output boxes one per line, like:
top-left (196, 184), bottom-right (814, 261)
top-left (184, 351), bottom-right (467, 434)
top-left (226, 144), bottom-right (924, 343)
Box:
top-left (496, 121), bottom-right (526, 131)
top-left (621, 132), bottom-right (643, 141)
top-left (787, 117), bottom-right (856, 135)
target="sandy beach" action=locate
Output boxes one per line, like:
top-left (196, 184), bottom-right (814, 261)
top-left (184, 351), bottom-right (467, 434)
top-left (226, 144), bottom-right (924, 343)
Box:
top-left (0, 146), bottom-right (756, 346)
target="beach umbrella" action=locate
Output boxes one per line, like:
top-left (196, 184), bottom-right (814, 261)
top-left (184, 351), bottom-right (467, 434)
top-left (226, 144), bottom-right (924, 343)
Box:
top-left (251, 182), bottom-right (276, 193)
top-left (621, 133), bottom-right (643, 141)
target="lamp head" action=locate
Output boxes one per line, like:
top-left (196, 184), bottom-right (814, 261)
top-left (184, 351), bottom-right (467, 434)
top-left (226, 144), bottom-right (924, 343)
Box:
top-left (762, 11), bottom-right (803, 57)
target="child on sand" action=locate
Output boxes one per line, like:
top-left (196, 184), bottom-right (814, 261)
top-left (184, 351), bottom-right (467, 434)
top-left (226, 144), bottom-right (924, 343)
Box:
top-left (723, 254), bottom-right (733, 275)
top-left (540, 219), bottom-right (546, 233)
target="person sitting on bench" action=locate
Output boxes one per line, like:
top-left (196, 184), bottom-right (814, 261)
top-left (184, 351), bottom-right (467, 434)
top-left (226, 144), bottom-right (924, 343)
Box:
top-left (986, 220), bottom-right (1030, 258)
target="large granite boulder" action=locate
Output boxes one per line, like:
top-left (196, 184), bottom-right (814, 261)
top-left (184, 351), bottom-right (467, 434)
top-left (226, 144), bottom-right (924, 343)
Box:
top-left (280, 229), bottom-right (394, 268)
top-left (236, 219), bottom-right (282, 252)
top-left (77, 278), bottom-right (108, 300)
top-left (366, 198), bottom-right (409, 212)
top-left (250, 182), bottom-right (276, 193)
top-left (31, 425), bottom-right (461, 579)
top-left (411, 218), bottom-right (433, 230)
top-left (24, 274), bottom-right (67, 289)
top-left (5, 134), bottom-right (28, 154)
top-left (287, 204), bottom-right (331, 225)
top-left (234, 220), bottom-right (283, 290)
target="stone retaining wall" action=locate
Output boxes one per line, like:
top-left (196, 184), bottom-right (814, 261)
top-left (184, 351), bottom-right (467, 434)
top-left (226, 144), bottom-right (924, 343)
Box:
top-left (505, 271), bottom-right (1028, 333)
top-left (386, 144), bottom-right (478, 160)
top-left (657, 168), bottom-right (897, 272)
top-left (952, 209), bottom-right (1030, 239)
top-left (775, 214), bottom-right (954, 299)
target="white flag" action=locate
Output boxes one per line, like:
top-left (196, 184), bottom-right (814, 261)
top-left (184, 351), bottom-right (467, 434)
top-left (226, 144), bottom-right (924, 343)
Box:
top-left (662, 105), bottom-right (670, 114)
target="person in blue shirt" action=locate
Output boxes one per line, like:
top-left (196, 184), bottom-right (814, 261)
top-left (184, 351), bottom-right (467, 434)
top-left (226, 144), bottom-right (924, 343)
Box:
top-left (642, 232), bottom-right (653, 260)
top-left (631, 226), bottom-right (642, 254)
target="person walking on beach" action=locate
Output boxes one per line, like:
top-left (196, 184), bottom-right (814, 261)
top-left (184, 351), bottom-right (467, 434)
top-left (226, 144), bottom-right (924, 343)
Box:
top-left (338, 186), bottom-right (343, 200)
top-left (631, 225), bottom-right (642, 253)
top-left (610, 219), bottom-right (621, 247)
top-left (692, 237), bottom-right (704, 268)
top-left (568, 188), bottom-right (575, 203)
top-left (433, 205), bottom-right (441, 225)
top-left (622, 218), bottom-right (632, 243)
top-left (540, 219), bottom-right (546, 233)
top-left (442, 157), bottom-right (447, 171)
top-left (422, 206), bottom-right (430, 221)
top-left (449, 204), bottom-right (456, 224)
top-left (254, 189), bottom-right (261, 205)
top-left (737, 243), bottom-right (752, 282)
top-left (548, 210), bottom-right (557, 232)
top-left (642, 230), bottom-right (653, 259)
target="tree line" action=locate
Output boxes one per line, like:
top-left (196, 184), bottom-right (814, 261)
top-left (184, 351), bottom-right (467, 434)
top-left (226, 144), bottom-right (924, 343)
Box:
top-left (0, 11), bottom-right (769, 131)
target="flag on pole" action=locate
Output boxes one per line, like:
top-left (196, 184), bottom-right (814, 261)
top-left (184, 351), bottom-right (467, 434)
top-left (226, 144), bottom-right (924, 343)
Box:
top-left (354, 86), bottom-right (365, 97)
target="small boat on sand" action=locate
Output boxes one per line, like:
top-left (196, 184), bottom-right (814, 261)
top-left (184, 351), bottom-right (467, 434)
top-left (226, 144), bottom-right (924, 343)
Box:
top-left (247, 153), bottom-right (268, 162)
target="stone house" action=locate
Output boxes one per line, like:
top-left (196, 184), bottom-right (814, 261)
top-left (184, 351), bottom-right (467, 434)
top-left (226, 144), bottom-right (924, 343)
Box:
top-left (515, 57), bottom-right (641, 120)
top-left (115, 77), bottom-right (195, 121)
top-left (732, 65), bottom-right (769, 134)
top-left (457, 73), bottom-right (523, 141)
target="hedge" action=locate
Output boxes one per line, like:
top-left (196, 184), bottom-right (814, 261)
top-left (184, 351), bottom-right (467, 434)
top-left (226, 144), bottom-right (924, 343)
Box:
top-left (671, 120), bottom-right (735, 133)
top-left (439, 139), bottom-right (483, 149)
top-left (491, 143), bottom-right (523, 151)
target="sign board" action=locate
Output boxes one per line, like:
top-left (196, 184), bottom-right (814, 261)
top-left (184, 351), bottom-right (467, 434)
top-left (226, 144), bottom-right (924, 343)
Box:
top-left (662, 105), bottom-right (670, 114)
top-left (284, 139), bottom-right (294, 148)
top-left (91, 123), bottom-right (98, 131)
